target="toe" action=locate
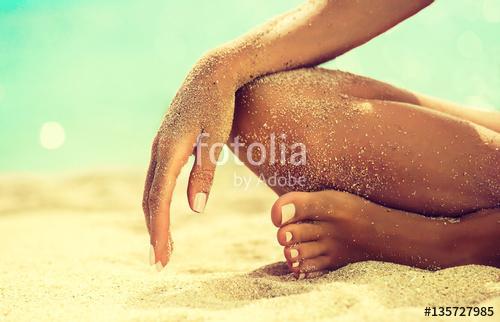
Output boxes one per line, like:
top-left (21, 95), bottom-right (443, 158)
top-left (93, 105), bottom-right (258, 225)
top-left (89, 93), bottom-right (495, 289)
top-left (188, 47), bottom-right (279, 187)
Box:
top-left (271, 191), bottom-right (343, 227)
top-left (295, 255), bottom-right (332, 275)
top-left (284, 241), bottom-right (329, 262)
top-left (271, 191), bottom-right (308, 227)
top-left (277, 223), bottom-right (332, 246)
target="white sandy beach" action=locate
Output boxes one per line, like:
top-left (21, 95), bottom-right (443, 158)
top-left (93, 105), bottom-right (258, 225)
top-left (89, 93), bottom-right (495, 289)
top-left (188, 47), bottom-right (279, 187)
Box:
top-left (0, 164), bottom-right (498, 321)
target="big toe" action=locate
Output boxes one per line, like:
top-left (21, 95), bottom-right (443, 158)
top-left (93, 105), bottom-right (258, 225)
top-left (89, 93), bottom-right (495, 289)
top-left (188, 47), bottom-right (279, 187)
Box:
top-left (271, 190), bottom-right (339, 227)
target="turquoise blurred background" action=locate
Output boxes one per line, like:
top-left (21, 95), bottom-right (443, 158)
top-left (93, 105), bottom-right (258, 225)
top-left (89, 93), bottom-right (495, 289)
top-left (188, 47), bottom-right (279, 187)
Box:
top-left (0, 0), bottom-right (499, 172)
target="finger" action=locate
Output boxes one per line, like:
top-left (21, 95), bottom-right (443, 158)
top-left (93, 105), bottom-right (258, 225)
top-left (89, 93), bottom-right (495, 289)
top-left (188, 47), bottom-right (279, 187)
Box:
top-left (271, 191), bottom-right (340, 227)
top-left (187, 131), bottom-right (225, 213)
top-left (149, 135), bottom-right (196, 269)
top-left (142, 135), bottom-right (159, 236)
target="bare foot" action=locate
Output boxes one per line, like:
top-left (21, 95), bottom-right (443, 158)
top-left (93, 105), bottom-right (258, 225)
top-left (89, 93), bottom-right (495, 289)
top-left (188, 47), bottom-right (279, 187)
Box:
top-left (270, 189), bottom-right (469, 278)
top-left (271, 190), bottom-right (375, 278)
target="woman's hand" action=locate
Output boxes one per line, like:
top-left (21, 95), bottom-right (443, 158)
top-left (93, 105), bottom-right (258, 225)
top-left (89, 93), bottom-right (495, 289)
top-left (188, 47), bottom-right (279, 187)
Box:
top-left (143, 54), bottom-right (236, 269)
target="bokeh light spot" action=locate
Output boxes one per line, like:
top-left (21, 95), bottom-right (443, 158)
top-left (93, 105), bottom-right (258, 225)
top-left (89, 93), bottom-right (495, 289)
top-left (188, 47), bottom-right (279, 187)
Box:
top-left (40, 122), bottom-right (66, 150)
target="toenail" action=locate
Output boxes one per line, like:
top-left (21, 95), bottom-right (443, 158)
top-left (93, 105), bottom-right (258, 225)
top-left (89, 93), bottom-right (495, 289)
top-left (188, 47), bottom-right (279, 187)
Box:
top-left (298, 273), bottom-right (306, 280)
top-left (149, 245), bottom-right (155, 266)
top-left (285, 231), bottom-right (292, 242)
top-left (281, 203), bottom-right (295, 225)
top-left (292, 261), bottom-right (299, 268)
top-left (290, 248), bottom-right (299, 258)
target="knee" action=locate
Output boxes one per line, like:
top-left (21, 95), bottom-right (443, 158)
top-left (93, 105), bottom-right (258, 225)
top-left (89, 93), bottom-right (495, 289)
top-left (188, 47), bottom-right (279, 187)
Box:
top-left (229, 71), bottom-right (328, 194)
top-left (232, 68), bottom-right (349, 137)
top-left (232, 74), bottom-right (284, 138)
top-left (232, 69), bottom-right (318, 141)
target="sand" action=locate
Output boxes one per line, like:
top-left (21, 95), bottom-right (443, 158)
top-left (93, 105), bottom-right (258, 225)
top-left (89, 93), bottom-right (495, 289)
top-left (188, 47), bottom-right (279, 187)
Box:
top-left (0, 164), bottom-right (498, 321)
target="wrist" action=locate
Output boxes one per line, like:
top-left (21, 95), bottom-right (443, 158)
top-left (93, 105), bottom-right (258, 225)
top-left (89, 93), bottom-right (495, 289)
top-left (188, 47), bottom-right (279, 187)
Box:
top-left (195, 49), bottom-right (241, 90)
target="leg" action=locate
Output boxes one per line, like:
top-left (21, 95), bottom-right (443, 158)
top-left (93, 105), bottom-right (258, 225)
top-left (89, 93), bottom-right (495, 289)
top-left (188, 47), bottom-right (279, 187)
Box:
top-left (310, 69), bottom-right (500, 133)
top-left (229, 68), bottom-right (500, 274)
top-left (230, 68), bottom-right (500, 216)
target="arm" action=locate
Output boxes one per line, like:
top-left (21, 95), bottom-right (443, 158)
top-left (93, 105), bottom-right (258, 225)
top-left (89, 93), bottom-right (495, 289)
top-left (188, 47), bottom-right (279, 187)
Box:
top-left (212, 0), bottom-right (435, 88)
top-left (359, 199), bottom-right (500, 269)
top-left (146, 0), bottom-right (435, 267)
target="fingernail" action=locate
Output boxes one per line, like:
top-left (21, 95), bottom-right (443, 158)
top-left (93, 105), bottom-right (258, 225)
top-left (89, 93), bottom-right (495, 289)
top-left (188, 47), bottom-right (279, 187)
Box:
top-left (290, 248), bottom-right (298, 259)
top-left (149, 245), bottom-right (155, 266)
top-left (292, 261), bottom-right (299, 268)
top-left (155, 261), bottom-right (164, 272)
top-left (285, 231), bottom-right (292, 242)
top-left (281, 203), bottom-right (295, 225)
top-left (193, 192), bottom-right (207, 213)
top-left (298, 273), bottom-right (306, 280)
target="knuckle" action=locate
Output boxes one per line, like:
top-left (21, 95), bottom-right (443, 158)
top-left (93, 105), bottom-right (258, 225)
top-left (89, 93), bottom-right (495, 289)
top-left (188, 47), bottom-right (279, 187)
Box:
top-left (147, 194), bottom-right (172, 215)
top-left (190, 168), bottom-right (215, 184)
top-left (156, 135), bottom-right (175, 153)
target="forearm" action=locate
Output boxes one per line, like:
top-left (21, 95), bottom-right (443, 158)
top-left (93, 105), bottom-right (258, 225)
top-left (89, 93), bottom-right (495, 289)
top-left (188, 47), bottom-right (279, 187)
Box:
top-left (204, 0), bottom-right (434, 88)
top-left (361, 201), bottom-right (500, 269)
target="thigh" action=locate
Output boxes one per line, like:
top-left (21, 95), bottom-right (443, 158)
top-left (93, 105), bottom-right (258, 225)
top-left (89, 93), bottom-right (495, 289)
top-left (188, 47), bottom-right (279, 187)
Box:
top-left (331, 69), bottom-right (500, 132)
top-left (230, 68), bottom-right (500, 216)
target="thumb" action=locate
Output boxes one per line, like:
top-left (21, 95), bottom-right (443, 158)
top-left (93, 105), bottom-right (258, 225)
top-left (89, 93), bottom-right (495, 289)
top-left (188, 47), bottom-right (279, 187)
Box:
top-left (187, 131), bottom-right (225, 213)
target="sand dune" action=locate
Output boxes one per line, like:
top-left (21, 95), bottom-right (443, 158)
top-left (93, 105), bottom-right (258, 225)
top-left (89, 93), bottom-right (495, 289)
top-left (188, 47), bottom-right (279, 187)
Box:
top-left (0, 164), bottom-right (498, 321)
